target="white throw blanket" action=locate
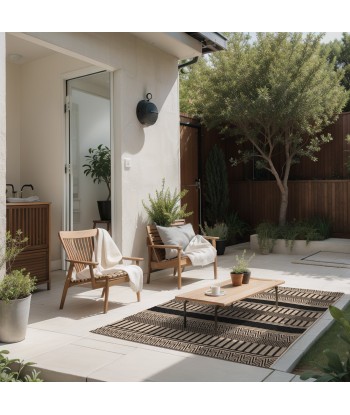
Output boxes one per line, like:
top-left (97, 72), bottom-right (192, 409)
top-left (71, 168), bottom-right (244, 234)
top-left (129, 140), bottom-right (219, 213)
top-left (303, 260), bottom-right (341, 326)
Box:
top-left (74, 229), bottom-right (143, 293)
top-left (184, 235), bottom-right (217, 266)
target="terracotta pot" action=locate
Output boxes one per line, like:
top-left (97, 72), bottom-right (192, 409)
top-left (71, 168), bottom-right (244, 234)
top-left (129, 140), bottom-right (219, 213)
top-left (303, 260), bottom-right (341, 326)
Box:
top-left (230, 273), bottom-right (243, 286)
top-left (242, 270), bottom-right (251, 284)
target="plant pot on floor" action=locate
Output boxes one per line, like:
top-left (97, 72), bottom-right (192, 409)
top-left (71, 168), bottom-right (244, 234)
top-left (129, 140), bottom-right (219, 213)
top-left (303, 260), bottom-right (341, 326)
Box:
top-left (0, 295), bottom-right (32, 343)
top-left (97, 200), bottom-right (111, 221)
top-left (216, 239), bottom-right (226, 256)
top-left (230, 272), bottom-right (243, 286)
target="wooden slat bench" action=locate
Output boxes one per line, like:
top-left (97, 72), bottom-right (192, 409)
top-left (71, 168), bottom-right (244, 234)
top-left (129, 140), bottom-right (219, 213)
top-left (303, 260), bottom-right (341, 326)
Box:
top-left (146, 220), bottom-right (218, 289)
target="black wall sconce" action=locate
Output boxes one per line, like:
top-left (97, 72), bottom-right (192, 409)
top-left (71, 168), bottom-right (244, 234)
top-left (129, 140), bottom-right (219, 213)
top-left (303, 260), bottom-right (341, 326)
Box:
top-left (136, 93), bottom-right (158, 126)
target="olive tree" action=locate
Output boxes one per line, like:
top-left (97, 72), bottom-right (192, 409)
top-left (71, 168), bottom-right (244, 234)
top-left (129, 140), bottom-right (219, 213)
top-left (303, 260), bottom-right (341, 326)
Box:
top-left (183, 32), bottom-right (349, 225)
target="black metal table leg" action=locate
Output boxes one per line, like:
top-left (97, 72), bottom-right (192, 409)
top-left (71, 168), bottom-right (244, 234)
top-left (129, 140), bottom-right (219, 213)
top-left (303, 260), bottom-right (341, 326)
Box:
top-left (184, 300), bottom-right (188, 328)
top-left (275, 286), bottom-right (279, 308)
top-left (214, 305), bottom-right (219, 332)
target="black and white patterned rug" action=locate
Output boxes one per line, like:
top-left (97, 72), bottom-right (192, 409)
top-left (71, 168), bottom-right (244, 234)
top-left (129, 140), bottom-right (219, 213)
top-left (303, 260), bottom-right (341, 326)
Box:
top-left (91, 287), bottom-right (343, 368)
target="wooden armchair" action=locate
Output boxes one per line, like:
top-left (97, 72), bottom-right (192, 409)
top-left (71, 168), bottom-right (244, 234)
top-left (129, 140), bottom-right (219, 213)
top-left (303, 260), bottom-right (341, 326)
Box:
top-left (146, 220), bottom-right (218, 289)
top-left (59, 229), bottom-right (143, 313)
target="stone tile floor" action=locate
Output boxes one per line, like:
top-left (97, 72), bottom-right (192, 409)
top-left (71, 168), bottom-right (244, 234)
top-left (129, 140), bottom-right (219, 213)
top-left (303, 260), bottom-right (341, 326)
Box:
top-left (2, 242), bottom-right (350, 382)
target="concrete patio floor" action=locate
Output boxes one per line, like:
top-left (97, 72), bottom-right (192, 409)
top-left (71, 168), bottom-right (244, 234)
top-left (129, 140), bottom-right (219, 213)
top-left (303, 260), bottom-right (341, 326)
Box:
top-left (1, 242), bottom-right (350, 382)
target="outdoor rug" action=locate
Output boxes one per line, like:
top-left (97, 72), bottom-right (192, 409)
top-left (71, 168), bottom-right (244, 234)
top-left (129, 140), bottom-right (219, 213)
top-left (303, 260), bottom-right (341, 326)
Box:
top-left (294, 251), bottom-right (350, 269)
top-left (91, 287), bottom-right (343, 368)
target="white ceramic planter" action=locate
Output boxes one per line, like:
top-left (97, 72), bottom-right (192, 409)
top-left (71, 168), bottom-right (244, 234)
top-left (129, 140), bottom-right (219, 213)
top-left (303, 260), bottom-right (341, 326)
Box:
top-left (0, 295), bottom-right (31, 343)
top-left (250, 234), bottom-right (350, 255)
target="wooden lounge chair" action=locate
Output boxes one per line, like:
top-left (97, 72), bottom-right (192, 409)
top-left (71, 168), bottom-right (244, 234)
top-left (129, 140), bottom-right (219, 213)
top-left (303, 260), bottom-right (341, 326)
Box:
top-left (146, 220), bottom-right (218, 289)
top-left (59, 229), bottom-right (143, 313)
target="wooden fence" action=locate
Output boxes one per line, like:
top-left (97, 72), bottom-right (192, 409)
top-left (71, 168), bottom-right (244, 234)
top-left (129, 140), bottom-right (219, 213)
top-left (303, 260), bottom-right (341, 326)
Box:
top-left (180, 112), bottom-right (350, 237)
top-left (231, 180), bottom-right (350, 237)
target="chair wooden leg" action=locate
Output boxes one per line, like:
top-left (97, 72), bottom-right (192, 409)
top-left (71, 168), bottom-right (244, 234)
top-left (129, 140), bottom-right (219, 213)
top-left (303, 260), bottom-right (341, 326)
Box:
top-left (103, 279), bottom-right (110, 314)
top-left (59, 277), bottom-right (71, 310)
top-left (147, 247), bottom-right (152, 284)
top-left (177, 255), bottom-right (182, 289)
top-left (101, 287), bottom-right (105, 298)
top-left (173, 267), bottom-right (177, 277)
top-left (214, 256), bottom-right (218, 279)
top-left (136, 291), bottom-right (141, 302)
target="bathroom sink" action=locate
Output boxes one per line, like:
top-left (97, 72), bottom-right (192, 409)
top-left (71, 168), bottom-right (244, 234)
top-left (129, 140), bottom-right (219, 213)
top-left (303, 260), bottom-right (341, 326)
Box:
top-left (6, 196), bottom-right (40, 203)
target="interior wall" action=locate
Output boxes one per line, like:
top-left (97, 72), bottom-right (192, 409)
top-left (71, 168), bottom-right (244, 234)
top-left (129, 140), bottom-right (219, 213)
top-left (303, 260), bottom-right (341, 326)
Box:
top-left (5, 62), bottom-right (21, 192)
top-left (70, 88), bottom-right (110, 230)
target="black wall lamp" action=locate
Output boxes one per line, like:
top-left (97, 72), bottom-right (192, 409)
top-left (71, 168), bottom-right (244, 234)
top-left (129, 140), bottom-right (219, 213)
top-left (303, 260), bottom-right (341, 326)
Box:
top-left (136, 93), bottom-right (158, 126)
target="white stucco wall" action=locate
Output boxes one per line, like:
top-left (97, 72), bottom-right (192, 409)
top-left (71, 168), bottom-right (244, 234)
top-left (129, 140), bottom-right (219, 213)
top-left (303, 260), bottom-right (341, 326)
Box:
top-left (0, 34), bottom-right (6, 278)
top-left (5, 32), bottom-right (182, 269)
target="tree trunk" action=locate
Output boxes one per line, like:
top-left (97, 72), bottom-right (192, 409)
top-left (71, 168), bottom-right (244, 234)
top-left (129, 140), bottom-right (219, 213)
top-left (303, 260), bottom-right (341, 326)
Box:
top-left (279, 186), bottom-right (288, 226)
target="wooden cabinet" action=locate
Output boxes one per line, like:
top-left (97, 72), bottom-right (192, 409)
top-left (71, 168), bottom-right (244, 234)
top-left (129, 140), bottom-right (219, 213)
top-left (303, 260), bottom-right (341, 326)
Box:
top-left (6, 202), bottom-right (51, 289)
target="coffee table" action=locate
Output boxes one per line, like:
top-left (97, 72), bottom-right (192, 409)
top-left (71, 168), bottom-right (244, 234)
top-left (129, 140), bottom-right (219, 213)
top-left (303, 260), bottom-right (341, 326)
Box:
top-left (175, 277), bottom-right (285, 332)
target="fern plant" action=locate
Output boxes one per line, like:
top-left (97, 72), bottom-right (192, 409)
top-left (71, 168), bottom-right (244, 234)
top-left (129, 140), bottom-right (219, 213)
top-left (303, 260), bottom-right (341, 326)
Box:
top-left (142, 179), bottom-right (193, 226)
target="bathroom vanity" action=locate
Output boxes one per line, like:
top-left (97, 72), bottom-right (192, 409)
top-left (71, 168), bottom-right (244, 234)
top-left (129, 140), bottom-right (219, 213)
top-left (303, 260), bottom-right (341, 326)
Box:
top-left (6, 202), bottom-right (51, 289)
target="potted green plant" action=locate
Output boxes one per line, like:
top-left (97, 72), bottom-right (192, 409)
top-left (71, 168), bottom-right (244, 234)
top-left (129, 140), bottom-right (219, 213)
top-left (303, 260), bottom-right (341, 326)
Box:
top-left (0, 231), bottom-right (36, 343)
top-left (142, 178), bottom-right (193, 226)
top-left (200, 222), bottom-right (228, 255)
top-left (232, 249), bottom-right (255, 284)
top-left (83, 144), bottom-right (111, 220)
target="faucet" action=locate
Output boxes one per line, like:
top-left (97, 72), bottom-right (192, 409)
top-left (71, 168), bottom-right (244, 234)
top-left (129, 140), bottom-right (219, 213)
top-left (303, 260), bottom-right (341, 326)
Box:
top-left (20, 184), bottom-right (34, 197)
top-left (6, 184), bottom-right (17, 197)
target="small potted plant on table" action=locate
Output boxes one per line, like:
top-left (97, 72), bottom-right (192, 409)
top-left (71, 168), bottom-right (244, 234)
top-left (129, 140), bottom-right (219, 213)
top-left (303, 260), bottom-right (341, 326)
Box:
top-left (231, 249), bottom-right (255, 285)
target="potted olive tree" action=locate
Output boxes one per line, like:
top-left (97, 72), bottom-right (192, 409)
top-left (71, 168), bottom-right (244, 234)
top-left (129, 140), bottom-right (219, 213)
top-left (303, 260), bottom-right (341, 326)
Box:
top-left (0, 231), bottom-right (36, 343)
top-left (83, 144), bottom-right (111, 220)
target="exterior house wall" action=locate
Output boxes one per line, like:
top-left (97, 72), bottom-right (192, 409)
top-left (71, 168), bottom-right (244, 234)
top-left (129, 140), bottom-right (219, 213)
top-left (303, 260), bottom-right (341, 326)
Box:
top-left (5, 32), bottom-right (181, 269)
top-left (0, 34), bottom-right (5, 278)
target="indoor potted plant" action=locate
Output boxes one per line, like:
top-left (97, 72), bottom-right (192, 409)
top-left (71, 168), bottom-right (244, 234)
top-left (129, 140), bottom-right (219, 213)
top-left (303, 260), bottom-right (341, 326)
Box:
top-left (200, 222), bottom-right (228, 255)
top-left (232, 249), bottom-right (255, 284)
top-left (0, 230), bottom-right (36, 343)
top-left (83, 144), bottom-right (111, 220)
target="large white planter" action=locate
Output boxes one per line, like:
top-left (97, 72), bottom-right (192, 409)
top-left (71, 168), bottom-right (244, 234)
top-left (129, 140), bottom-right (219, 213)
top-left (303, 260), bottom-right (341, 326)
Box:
top-left (250, 234), bottom-right (350, 255)
top-left (0, 295), bottom-right (31, 343)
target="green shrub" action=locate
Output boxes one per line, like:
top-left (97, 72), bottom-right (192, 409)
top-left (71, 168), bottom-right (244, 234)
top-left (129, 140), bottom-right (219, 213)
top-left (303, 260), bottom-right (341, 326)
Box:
top-left (0, 230), bottom-right (36, 302)
top-left (0, 269), bottom-right (36, 302)
top-left (225, 212), bottom-right (248, 245)
top-left (300, 305), bottom-right (350, 382)
top-left (204, 145), bottom-right (229, 224)
top-left (142, 178), bottom-right (193, 226)
top-left (0, 350), bottom-right (43, 382)
top-left (200, 222), bottom-right (228, 240)
top-left (256, 222), bottom-right (278, 253)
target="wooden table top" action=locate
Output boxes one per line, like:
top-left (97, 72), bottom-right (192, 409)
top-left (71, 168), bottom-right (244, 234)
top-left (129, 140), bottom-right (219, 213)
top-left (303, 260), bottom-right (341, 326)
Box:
top-left (175, 277), bottom-right (285, 307)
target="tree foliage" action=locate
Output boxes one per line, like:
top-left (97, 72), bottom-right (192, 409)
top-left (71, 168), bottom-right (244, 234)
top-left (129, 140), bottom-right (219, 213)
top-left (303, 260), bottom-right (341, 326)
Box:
top-left (182, 32), bottom-right (349, 225)
top-left (204, 145), bottom-right (229, 224)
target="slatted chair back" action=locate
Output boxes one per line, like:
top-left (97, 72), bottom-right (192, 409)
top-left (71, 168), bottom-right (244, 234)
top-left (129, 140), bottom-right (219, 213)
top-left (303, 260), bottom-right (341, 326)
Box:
top-left (146, 219), bottom-right (186, 262)
top-left (59, 229), bottom-right (98, 274)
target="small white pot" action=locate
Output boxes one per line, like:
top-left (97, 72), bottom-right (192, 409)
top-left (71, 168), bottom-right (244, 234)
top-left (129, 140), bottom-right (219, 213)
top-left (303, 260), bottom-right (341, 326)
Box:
top-left (0, 295), bottom-right (31, 343)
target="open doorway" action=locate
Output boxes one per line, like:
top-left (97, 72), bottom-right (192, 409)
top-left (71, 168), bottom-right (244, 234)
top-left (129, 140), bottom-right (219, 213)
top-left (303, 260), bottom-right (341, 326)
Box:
top-left (65, 71), bottom-right (111, 231)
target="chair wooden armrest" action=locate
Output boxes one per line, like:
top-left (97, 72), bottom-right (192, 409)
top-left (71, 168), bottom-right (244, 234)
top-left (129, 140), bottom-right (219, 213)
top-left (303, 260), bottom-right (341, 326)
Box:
top-left (203, 235), bottom-right (220, 241)
top-left (122, 256), bottom-right (144, 265)
top-left (150, 244), bottom-right (183, 250)
top-left (66, 259), bottom-right (99, 266)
